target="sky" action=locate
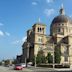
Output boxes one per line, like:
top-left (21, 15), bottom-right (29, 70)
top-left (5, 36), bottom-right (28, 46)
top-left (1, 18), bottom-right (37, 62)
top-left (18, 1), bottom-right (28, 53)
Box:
top-left (0, 0), bottom-right (72, 60)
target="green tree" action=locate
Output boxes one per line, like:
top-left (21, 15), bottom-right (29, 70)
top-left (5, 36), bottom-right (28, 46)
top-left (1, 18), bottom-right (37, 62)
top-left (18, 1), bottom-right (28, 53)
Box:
top-left (4, 59), bottom-right (10, 65)
top-left (54, 47), bottom-right (61, 63)
top-left (32, 50), bottom-right (46, 65)
top-left (32, 56), bottom-right (35, 65)
top-left (12, 59), bottom-right (16, 64)
top-left (0, 61), bottom-right (2, 65)
top-left (46, 52), bottom-right (53, 63)
top-left (36, 50), bottom-right (46, 65)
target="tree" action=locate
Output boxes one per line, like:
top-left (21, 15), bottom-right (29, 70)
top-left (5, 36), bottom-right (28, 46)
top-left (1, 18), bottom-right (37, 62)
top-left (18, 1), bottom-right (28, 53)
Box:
top-left (36, 50), bottom-right (46, 65)
top-left (46, 52), bottom-right (53, 63)
top-left (32, 50), bottom-right (46, 65)
top-left (4, 59), bottom-right (10, 65)
top-left (12, 59), bottom-right (16, 64)
top-left (0, 61), bottom-right (2, 65)
top-left (54, 47), bottom-right (61, 63)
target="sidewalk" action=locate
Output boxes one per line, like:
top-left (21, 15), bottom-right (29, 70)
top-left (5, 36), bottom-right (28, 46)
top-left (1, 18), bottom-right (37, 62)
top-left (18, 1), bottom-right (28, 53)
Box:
top-left (22, 67), bottom-right (72, 72)
top-left (22, 67), bottom-right (55, 72)
top-left (55, 68), bottom-right (72, 71)
top-left (22, 68), bottom-right (33, 72)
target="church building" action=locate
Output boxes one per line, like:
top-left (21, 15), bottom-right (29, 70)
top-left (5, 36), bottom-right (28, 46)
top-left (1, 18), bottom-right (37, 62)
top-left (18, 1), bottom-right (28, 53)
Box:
top-left (21, 5), bottom-right (72, 67)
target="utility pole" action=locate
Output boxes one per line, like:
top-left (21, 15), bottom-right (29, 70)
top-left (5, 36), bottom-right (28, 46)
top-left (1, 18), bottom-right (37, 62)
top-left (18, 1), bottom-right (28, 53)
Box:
top-left (53, 43), bottom-right (55, 69)
top-left (35, 55), bottom-right (36, 68)
top-left (25, 57), bottom-right (27, 67)
top-left (26, 42), bottom-right (30, 67)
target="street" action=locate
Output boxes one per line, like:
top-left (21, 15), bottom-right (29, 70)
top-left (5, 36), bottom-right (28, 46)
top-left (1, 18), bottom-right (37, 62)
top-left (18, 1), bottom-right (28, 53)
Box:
top-left (0, 66), bottom-right (72, 72)
top-left (0, 66), bottom-right (22, 72)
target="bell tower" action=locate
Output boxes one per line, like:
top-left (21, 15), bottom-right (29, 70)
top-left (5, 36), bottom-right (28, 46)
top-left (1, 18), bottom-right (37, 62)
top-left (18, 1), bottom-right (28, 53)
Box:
top-left (32, 18), bottom-right (46, 35)
top-left (32, 22), bottom-right (47, 55)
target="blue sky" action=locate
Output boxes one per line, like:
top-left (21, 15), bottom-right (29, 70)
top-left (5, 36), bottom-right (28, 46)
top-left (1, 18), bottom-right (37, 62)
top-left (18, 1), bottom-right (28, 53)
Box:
top-left (0, 0), bottom-right (72, 60)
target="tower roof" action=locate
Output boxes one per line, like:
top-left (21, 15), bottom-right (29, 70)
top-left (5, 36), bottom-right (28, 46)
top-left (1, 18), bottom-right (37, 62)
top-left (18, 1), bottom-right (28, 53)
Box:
top-left (51, 5), bottom-right (72, 24)
top-left (52, 15), bottom-right (71, 24)
top-left (59, 4), bottom-right (65, 15)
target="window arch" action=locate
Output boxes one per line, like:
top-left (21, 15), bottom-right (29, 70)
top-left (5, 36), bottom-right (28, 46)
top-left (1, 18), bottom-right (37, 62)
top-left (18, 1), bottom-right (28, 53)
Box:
top-left (38, 27), bottom-right (42, 32)
top-left (38, 27), bottom-right (39, 32)
top-left (57, 28), bottom-right (60, 33)
top-left (40, 28), bottom-right (42, 32)
top-left (57, 27), bottom-right (64, 35)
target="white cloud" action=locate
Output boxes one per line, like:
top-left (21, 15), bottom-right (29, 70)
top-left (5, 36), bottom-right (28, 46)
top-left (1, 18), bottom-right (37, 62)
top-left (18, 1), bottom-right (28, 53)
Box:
top-left (0, 30), bottom-right (10, 37)
top-left (44, 8), bottom-right (55, 16)
top-left (12, 36), bottom-right (27, 45)
top-left (46, 0), bottom-right (54, 3)
top-left (12, 40), bottom-right (20, 44)
top-left (32, 2), bottom-right (38, 5)
top-left (22, 36), bottom-right (27, 43)
top-left (0, 30), bottom-right (4, 36)
top-left (5, 32), bottom-right (10, 36)
top-left (0, 23), bottom-right (10, 37)
top-left (0, 23), bottom-right (4, 26)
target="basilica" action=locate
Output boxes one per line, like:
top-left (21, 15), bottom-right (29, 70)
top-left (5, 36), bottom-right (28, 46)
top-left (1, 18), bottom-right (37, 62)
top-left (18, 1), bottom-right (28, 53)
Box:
top-left (17, 5), bottom-right (72, 67)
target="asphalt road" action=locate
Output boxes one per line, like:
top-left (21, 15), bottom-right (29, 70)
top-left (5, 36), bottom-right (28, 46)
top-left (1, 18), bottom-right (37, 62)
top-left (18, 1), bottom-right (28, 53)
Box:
top-left (0, 66), bottom-right (72, 72)
top-left (0, 66), bottom-right (22, 72)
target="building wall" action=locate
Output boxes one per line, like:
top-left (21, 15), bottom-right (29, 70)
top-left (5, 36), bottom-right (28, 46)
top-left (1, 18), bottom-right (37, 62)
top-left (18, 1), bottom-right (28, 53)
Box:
top-left (33, 24), bottom-right (47, 56)
top-left (22, 22), bottom-right (72, 67)
top-left (68, 36), bottom-right (72, 64)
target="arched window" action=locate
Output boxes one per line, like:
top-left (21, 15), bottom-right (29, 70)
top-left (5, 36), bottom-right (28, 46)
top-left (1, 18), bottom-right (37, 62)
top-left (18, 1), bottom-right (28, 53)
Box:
top-left (38, 27), bottom-right (39, 32)
top-left (57, 28), bottom-right (64, 35)
top-left (38, 27), bottom-right (42, 32)
top-left (40, 28), bottom-right (42, 32)
top-left (38, 37), bottom-right (42, 43)
top-left (57, 28), bottom-right (60, 33)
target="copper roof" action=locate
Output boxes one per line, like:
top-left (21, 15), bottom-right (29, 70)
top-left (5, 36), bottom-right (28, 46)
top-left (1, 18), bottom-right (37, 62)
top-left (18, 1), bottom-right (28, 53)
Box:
top-left (52, 15), bottom-right (72, 24)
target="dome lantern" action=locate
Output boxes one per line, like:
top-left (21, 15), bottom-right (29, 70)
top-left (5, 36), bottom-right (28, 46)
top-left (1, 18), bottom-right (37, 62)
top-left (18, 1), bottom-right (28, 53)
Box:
top-left (59, 4), bottom-right (65, 15)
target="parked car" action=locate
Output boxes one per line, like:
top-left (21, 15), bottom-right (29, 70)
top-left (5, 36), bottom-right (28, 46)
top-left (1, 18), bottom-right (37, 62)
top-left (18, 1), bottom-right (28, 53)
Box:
top-left (26, 62), bottom-right (32, 67)
top-left (20, 62), bottom-right (32, 68)
top-left (20, 63), bottom-right (26, 68)
top-left (14, 64), bottom-right (23, 70)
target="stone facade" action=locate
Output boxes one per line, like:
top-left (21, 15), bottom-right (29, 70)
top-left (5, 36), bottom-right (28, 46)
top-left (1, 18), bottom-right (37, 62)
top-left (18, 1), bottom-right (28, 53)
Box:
top-left (22, 24), bottom-right (47, 62)
top-left (22, 5), bottom-right (72, 67)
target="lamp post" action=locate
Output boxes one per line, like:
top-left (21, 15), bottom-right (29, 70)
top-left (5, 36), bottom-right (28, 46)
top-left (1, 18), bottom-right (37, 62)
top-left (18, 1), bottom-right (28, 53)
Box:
top-left (53, 43), bottom-right (55, 69)
top-left (35, 54), bottom-right (37, 68)
top-left (26, 42), bottom-right (30, 67)
top-left (34, 48), bottom-right (38, 68)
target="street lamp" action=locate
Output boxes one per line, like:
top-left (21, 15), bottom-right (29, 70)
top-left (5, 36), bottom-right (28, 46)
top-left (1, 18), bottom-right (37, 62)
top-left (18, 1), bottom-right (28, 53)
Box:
top-left (34, 48), bottom-right (38, 68)
top-left (35, 55), bottom-right (37, 68)
top-left (52, 43), bottom-right (55, 69)
top-left (25, 42), bottom-right (30, 67)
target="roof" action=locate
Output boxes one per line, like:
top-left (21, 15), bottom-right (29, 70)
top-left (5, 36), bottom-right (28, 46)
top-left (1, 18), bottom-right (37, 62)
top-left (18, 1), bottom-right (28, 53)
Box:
top-left (32, 23), bottom-right (46, 27)
top-left (52, 15), bottom-right (72, 24)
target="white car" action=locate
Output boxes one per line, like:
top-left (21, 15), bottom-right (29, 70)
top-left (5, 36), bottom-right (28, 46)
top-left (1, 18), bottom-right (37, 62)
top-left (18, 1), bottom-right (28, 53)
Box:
top-left (20, 63), bottom-right (26, 68)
